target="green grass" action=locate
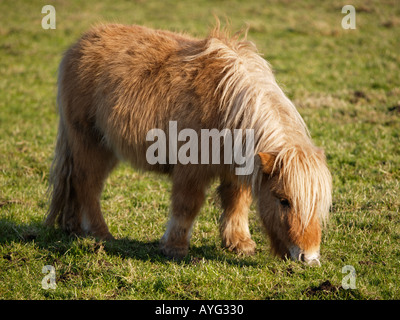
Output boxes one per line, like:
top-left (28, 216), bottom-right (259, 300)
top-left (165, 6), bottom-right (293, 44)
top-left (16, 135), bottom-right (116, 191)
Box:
top-left (1, 0), bottom-right (399, 300)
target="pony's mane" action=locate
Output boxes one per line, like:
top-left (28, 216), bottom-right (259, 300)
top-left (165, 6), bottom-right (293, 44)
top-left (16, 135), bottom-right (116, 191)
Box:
top-left (193, 24), bottom-right (310, 152)
top-left (190, 24), bottom-right (332, 227)
top-left (275, 145), bottom-right (332, 228)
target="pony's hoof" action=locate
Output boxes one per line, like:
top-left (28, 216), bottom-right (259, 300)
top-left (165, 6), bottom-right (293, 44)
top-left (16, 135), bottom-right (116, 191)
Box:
top-left (160, 243), bottom-right (188, 260)
top-left (223, 238), bottom-right (256, 256)
top-left (90, 230), bottom-right (115, 241)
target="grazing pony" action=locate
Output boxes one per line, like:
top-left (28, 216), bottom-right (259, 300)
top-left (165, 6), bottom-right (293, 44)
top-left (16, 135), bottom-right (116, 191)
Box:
top-left (46, 22), bottom-right (332, 265)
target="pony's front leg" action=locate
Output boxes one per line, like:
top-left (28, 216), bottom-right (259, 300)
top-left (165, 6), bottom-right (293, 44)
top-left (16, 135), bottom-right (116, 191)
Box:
top-left (160, 168), bottom-right (209, 259)
top-left (218, 181), bottom-right (256, 255)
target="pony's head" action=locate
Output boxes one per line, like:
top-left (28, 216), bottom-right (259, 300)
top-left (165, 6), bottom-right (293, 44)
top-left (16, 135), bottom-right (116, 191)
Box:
top-left (254, 144), bottom-right (332, 266)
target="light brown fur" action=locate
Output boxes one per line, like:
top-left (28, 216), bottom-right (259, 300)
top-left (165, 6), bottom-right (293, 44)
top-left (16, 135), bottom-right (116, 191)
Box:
top-left (46, 22), bottom-right (332, 263)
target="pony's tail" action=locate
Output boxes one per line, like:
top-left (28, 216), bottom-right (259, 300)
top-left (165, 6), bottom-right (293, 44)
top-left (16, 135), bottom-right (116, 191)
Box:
top-left (45, 54), bottom-right (78, 232)
top-left (45, 113), bottom-right (75, 229)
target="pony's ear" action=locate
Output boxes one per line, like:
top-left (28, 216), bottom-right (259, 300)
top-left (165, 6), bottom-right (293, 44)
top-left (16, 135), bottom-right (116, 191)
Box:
top-left (257, 152), bottom-right (276, 175)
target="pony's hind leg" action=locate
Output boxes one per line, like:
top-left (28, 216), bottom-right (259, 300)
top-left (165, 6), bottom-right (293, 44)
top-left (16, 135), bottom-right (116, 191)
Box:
top-left (47, 116), bottom-right (118, 240)
top-left (218, 180), bottom-right (255, 255)
top-left (160, 167), bottom-right (209, 259)
top-left (70, 128), bottom-right (119, 239)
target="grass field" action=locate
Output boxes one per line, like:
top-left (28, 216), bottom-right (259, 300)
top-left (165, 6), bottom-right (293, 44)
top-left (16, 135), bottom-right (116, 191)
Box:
top-left (0, 0), bottom-right (399, 300)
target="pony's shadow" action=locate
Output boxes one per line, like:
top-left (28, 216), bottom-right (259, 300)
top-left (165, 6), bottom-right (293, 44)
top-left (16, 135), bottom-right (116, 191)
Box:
top-left (0, 218), bottom-right (259, 267)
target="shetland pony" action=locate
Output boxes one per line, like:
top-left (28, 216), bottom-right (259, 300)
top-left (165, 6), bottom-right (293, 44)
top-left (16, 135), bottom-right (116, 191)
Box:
top-left (46, 22), bottom-right (332, 265)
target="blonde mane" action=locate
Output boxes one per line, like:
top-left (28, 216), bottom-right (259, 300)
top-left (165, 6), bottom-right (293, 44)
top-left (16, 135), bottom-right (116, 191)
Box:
top-left (275, 145), bottom-right (332, 228)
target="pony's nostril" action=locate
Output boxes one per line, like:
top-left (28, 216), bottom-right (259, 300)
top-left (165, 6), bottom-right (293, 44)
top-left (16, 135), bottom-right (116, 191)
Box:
top-left (299, 253), bottom-right (306, 262)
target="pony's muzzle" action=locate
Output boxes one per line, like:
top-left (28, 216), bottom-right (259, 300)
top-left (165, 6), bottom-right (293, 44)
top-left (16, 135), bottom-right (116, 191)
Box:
top-left (302, 254), bottom-right (321, 267)
top-left (289, 246), bottom-right (321, 266)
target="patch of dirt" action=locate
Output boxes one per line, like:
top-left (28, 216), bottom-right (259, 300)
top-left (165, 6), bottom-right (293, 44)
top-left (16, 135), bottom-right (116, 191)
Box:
top-left (357, 5), bottom-right (374, 13)
top-left (3, 254), bottom-right (12, 261)
top-left (303, 280), bottom-right (342, 296)
top-left (359, 260), bottom-right (376, 266)
top-left (21, 231), bottom-right (37, 242)
top-left (349, 90), bottom-right (369, 103)
top-left (388, 104), bottom-right (400, 113)
top-left (57, 270), bottom-right (81, 283)
top-left (359, 260), bottom-right (386, 266)
top-left (2, 252), bottom-right (28, 267)
top-left (381, 18), bottom-right (400, 28)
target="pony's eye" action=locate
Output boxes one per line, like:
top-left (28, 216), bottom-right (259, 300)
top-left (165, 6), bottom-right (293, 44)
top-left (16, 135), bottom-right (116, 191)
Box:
top-left (280, 199), bottom-right (290, 208)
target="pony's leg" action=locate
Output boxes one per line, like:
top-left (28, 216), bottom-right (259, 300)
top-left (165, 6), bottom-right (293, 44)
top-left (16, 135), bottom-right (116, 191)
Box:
top-left (160, 167), bottom-right (209, 259)
top-left (218, 181), bottom-right (256, 255)
top-left (70, 135), bottom-right (118, 239)
top-left (48, 117), bottom-right (118, 240)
